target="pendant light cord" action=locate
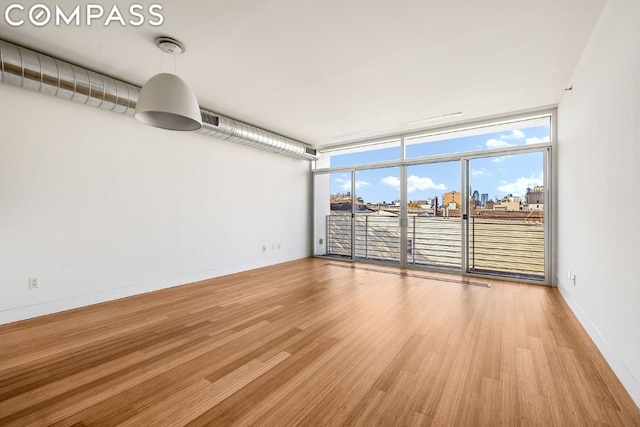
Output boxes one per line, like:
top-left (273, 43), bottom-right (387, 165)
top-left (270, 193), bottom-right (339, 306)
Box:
top-left (157, 51), bottom-right (178, 75)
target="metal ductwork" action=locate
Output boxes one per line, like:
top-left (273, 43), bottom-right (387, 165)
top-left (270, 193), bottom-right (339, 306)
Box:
top-left (199, 110), bottom-right (318, 159)
top-left (0, 39), bottom-right (319, 161)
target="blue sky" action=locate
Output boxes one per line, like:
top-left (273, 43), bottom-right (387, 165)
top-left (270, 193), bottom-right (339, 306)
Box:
top-left (330, 124), bottom-right (549, 204)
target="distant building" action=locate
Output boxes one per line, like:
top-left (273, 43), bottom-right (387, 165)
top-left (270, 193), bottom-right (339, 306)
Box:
top-left (494, 195), bottom-right (522, 211)
top-left (412, 199), bottom-right (432, 209)
top-left (480, 193), bottom-right (489, 207)
top-left (330, 194), bottom-right (366, 211)
top-left (485, 199), bottom-right (495, 210)
top-left (443, 191), bottom-right (460, 209)
top-left (525, 186), bottom-right (544, 211)
top-left (470, 196), bottom-right (478, 209)
top-left (472, 190), bottom-right (480, 201)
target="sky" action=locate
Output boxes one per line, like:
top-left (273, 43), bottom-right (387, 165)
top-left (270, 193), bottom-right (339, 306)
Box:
top-left (329, 123), bottom-right (549, 205)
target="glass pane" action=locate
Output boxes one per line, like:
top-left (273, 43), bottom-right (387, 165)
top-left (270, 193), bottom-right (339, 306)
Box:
top-left (406, 162), bottom-right (461, 269)
top-left (314, 172), bottom-right (352, 258)
top-left (469, 151), bottom-right (545, 280)
top-left (354, 167), bottom-right (401, 263)
top-left (328, 139), bottom-right (401, 168)
top-left (405, 116), bottom-right (550, 159)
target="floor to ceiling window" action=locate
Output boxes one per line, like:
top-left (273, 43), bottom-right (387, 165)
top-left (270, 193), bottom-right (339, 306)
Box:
top-left (313, 112), bottom-right (553, 284)
top-left (405, 161), bottom-right (461, 269)
top-left (468, 151), bottom-right (546, 280)
top-left (353, 167), bottom-right (402, 264)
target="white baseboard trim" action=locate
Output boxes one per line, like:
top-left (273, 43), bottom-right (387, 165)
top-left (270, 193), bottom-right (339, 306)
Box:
top-left (0, 252), bottom-right (310, 326)
top-left (558, 283), bottom-right (640, 408)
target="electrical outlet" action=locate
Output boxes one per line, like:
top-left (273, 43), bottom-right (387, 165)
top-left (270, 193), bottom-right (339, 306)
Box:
top-left (28, 277), bottom-right (40, 289)
top-left (262, 245), bottom-right (267, 252)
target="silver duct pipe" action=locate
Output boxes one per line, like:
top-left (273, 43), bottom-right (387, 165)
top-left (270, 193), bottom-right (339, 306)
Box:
top-left (0, 39), bottom-right (318, 160)
top-left (199, 110), bottom-right (317, 159)
top-left (0, 39), bottom-right (140, 114)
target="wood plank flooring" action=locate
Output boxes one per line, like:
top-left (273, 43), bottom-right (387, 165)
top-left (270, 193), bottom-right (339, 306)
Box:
top-left (0, 258), bottom-right (638, 426)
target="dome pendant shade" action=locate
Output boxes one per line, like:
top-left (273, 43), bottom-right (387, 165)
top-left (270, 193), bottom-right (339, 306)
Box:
top-left (135, 73), bottom-right (203, 131)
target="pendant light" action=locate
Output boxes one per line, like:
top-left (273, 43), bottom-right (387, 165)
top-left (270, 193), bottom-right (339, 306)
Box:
top-left (135, 37), bottom-right (202, 131)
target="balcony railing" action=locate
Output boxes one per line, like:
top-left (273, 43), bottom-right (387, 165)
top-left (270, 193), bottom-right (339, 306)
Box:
top-left (469, 217), bottom-right (544, 279)
top-left (326, 214), bottom-right (544, 280)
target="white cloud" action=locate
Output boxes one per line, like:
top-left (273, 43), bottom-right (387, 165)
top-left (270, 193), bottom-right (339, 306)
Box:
top-left (486, 138), bottom-right (515, 149)
top-left (500, 129), bottom-right (524, 139)
top-left (512, 129), bottom-right (525, 139)
top-left (380, 176), bottom-right (400, 188)
top-left (407, 175), bottom-right (446, 192)
top-left (525, 136), bottom-right (550, 145)
top-left (335, 177), bottom-right (370, 190)
top-left (380, 175), bottom-right (446, 193)
top-left (486, 129), bottom-right (538, 150)
top-left (471, 169), bottom-right (486, 177)
top-left (497, 174), bottom-right (543, 197)
top-left (491, 155), bottom-right (511, 163)
top-left (334, 177), bottom-right (348, 189)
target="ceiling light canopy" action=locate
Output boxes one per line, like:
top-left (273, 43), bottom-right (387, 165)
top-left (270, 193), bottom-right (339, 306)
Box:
top-left (134, 37), bottom-right (202, 131)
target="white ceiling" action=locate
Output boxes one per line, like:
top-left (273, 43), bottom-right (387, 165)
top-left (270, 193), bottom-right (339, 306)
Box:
top-left (0, 0), bottom-right (606, 148)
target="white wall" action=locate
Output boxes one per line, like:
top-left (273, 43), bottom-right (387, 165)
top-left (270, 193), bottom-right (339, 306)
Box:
top-left (557, 0), bottom-right (640, 406)
top-left (314, 171), bottom-right (337, 256)
top-left (0, 83), bottom-right (311, 324)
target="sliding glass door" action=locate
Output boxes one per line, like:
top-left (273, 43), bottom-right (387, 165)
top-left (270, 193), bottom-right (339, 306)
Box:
top-left (353, 167), bottom-right (401, 264)
top-left (313, 113), bottom-right (552, 284)
top-left (406, 161), bottom-right (461, 269)
top-left (468, 151), bottom-right (546, 280)
top-left (314, 172), bottom-right (352, 259)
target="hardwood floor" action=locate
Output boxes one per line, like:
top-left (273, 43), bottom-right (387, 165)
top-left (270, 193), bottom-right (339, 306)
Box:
top-left (0, 258), bottom-right (638, 426)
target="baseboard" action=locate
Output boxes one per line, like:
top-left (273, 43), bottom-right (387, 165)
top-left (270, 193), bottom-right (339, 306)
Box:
top-left (0, 252), bottom-right (310, 326)
top-left (558, 283), bottom-right (640, 408)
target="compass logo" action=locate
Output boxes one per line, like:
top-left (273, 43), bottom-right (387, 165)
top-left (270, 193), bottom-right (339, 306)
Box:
top-left (4, 3), bottom-right (164, 27)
